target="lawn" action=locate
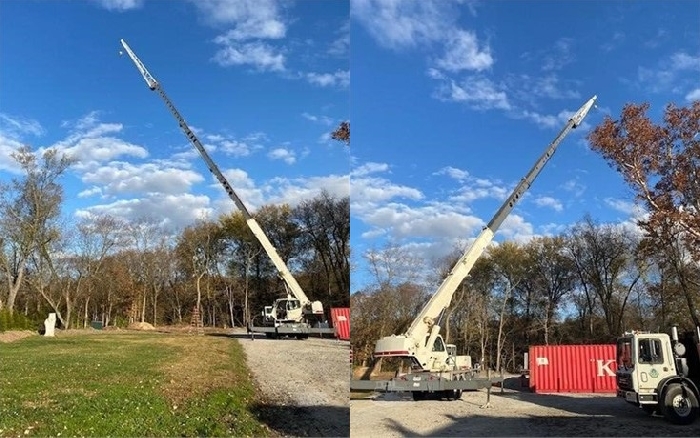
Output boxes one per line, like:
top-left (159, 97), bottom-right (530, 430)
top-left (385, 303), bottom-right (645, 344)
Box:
top-left (0, 331), bottom-right (270, 437)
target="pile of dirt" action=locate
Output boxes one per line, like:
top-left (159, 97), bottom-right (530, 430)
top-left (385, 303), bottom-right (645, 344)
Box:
top-left (0, 330), bottom-right (37, 343)
top-left (127, 322), bottom-right (155, 331)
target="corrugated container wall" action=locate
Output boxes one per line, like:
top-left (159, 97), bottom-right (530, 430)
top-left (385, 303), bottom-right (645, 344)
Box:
top-left (529, 344), bottom-right (617, 393)
top-left (330, 307), bottom-right (350, 340)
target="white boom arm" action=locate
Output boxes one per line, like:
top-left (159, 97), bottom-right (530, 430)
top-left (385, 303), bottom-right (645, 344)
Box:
top-left (374, 95), bottom-right (597, 367)
top-left (119, 39), bottom-right (312, 306)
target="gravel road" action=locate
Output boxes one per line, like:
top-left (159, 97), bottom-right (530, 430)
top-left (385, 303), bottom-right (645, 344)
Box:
top-left (350, 382), bottom-right (700, 437)
top-left (232, 328), bottom-right (350, 437)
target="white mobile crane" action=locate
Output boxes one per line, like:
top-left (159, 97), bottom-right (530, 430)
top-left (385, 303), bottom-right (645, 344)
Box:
top-left (351, 95), bottom-right (598, 399)
top-left (120, 39), bottom-right (328, 339)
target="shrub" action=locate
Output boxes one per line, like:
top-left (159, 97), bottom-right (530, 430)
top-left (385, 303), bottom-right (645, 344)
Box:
top-left (0, 309), bottom-right (37, 332)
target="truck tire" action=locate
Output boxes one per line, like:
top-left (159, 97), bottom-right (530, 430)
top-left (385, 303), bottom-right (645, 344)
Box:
top-left (661, 383), bottom-right (699, 425)
top-left (442, 389), bottom-right (462, 400)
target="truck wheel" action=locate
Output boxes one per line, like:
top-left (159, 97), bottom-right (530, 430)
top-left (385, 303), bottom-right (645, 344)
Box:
top-left (662, 384), bottom-right (699, 425)
top-left (445, 389), bottom-right (462, 401)
top-left (412, 391), bottom-right (426, 401)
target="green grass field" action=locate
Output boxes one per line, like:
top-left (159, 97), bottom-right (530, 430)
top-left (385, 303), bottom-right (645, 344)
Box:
top-left (0, 331), bottom-right (270, 437)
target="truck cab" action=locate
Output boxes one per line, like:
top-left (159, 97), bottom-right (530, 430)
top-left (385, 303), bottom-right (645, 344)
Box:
top-left (616, 328), bottom-right (700, 425)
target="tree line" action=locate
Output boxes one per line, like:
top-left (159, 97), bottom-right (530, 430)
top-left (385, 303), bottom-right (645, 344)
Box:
top-left (352, 101), bottom-right (700, 373)
top-left (0, 146), bottom-right (350, 330)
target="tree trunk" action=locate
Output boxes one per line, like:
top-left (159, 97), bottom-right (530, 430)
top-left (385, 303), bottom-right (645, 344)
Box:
top-left (83, 296), bottom-right (90, 328)
top-left (5, 265), bottom-right (25, 315)
top-left (141, 286), bottom-right (146, 323)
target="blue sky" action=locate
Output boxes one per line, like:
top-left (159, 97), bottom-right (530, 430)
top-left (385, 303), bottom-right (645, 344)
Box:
top-left (350, 0), bottom-right (700, 291)
top-left (0, 0), bottom-right (349, 234)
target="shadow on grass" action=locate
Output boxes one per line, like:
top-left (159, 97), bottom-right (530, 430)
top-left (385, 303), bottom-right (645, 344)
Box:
top-left (250, 402), bottom-right (349, 437)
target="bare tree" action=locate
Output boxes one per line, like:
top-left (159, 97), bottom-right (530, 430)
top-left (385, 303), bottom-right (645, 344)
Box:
top-left (0, 146), bottom-right (72, 314)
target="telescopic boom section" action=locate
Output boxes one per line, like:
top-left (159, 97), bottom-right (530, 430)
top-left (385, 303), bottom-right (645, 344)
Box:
top-left (375, 96), bottom-right (597, 362)
top-left (119, 39), bottom-right (312, 305)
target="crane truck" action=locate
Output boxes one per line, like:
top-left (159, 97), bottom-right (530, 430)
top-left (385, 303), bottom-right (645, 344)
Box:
top-left (351, 95), bottom-right (598, 400)
top-left (120, 39), bottom-right (332, 339)
top-left (616, 325), bottom-right (700, 424)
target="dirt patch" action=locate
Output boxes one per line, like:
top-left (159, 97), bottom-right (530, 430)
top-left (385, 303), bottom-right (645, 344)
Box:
top-left (0, 330), bottom-right (37, 343)
top-left (128, 322), bottom-right (155, 331)
top-left (350, 384), bottom-right (700, 437)
top-left (232, 328), bottom-right (350, 437)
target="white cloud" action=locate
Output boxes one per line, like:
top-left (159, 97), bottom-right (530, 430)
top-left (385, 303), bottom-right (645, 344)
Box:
top-left (82, 161), bottom-right (204, 196)
top-left (635, 51), bottom-right (700, 94)
top-left (94, 0), bottom-right (144, 12)
top-left (435, 30), bottom-right (493, 73)
top-left (541, 38), bottom-right (574, 72)
top-left (199, 129), bottom-right (265, 157)
top-left (302, 112), bottom-right (334, 125)
top-left (352, 0), bottom-right (491, 73)
top-left (499, 214), bottom-right (535, 243)
top-left (604, 197), bottom-right (647, 219)
top-left (600, 31), bottom-right (625, 52)
top-left (520, 108), bottom-right (590, 131)
top-left (268, 147), bottom-right (296, 164)
top-left (671, 52), bottom-right (700, 71)
top-left (534, 196), bottom-right (563, 212)
top-left (351, 0), bottom-right (453, 49)
top-left (435, 77), bottom-right (510, 110)
top-left (328, 20), bottom-right (350, 56)
top-left (63, 137), bottom-right (148, 169)
top-left (507, 74), bottom-right (581, 101)
top-left (0, 133), bottom-right (25, 173)
top-left (212, 41), bottom-right (285, 71)
top-left (48, 113), bottom-right (149, 170)
top-left (351, 176), bottom-right (423, 206)
top-left (0, 113), bottom-right (45, 138)
top-left (212, 172), bottom-right (349, 214)
top-left (306, 70), bottom-right (350, 88)
top-left (351, 162), bottom-right (389, 177)
top-left (361, 202), bottom-right (484, 241)
top-left (76, 193), bottom-right (213, 230)
top-left (451, 178), bottom-right (507, 203)
top-left (192, 0), bottom-right (288, 71)
top-left (78, 186), bottom-right (103, 198)
top-left (190, 0), bottom-right (286, 39)
top-left (434, 166), bottom-right (469, 181)
top-left (561, 178), bottom-right (586, 197)
top-left (686, 88), bottom-right (700, 102)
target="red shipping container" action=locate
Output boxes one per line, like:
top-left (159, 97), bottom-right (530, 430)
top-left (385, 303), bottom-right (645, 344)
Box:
top-left (330, 307), bottom-right (350, 340)
top-left (528, 344), bottom-right (617, 393)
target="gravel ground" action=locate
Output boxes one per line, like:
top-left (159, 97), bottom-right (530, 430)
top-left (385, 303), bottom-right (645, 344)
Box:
top-left (232, 328), bottom-right (350, 437)
top-left (350, 381), bottom-right (700, 437)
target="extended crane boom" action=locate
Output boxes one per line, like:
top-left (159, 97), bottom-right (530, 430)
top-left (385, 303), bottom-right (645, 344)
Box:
top-left (119, 39), bottom-right (319, 316)
top-left (374, 95), bottom-right (597, 371)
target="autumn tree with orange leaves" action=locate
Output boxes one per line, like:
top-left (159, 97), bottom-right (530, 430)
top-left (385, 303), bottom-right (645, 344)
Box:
top-left (331, 121), bottom-right (350, 145)
top-left (588, 101), bottom-right (700, 327)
